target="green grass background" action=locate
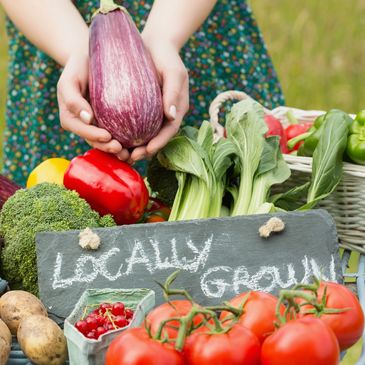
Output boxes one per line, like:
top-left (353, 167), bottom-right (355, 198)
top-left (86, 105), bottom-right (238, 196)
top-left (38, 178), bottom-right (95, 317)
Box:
top-left (0, 1), bottom-right (364, 363)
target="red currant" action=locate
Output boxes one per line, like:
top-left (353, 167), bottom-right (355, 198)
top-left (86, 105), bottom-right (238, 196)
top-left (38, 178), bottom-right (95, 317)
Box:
top-left (99, 303), bottom-right (113, 314)
top-left (125, 308), bottom-right (134, 319)
top-left (114, 315), bottom-right (128, 328)
top-left (85, 316), bottom-right (98, 330)
top-left (91, 308), bottom-right (100, 316)
top-left (104, 321), bottom-right (115, 331)
top-left (94, 315), bottom-right (105, 327)
top-left (95, 326), bottom-right (107, 339)
top-left (111, 302), bottom-right (125, 316)
top-left (75, 320), bottom-right (89, 335)
top-left (86, 330), bottom-right (96, 340)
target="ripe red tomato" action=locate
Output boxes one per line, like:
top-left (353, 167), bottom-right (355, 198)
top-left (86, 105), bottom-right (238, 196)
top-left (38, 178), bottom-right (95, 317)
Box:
top-left (298, 281), bottom-right (364, 350)
top-left (184, 323), bottom-right (261, 365)
top-left (261, 317), bottom-right (339, 365)
top-left (144, 300), bottom-right (205, 340)
top-left (105, 327), bottom-right (184, 365)
top-left (220, 291), bottom-right (286, 343)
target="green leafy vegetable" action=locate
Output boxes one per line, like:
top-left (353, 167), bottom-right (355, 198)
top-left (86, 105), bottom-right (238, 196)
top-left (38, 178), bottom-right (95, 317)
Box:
top-left (248, 137), bottom-right (291, 214)
top-left (225, 99), bottom-right (268, 215)
top-left (299, 110), bottom-right (351, 210)
top-left (0, 183), bottom-right (115, 296)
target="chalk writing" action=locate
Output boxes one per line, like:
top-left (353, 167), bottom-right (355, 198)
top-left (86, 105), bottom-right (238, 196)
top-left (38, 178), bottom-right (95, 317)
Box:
top-left (52, 235), bottom-right (336, 300)
top-left (37, 210), bottom-right (342, 319)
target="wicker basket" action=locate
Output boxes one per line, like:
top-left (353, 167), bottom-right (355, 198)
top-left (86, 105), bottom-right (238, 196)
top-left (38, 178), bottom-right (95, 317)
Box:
top-left (209, 90), bottom-right (365, 254)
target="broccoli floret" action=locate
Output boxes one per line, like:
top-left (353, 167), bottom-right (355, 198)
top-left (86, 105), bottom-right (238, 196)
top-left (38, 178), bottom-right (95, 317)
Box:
top-left (0, 183), bottom-right (115, 296)
top-left (147, 155), bottom-right (178, 207)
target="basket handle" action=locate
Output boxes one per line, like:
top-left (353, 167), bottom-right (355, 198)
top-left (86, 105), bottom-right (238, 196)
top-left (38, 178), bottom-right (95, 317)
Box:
top-left (209, 90), bottom-right (272, 138)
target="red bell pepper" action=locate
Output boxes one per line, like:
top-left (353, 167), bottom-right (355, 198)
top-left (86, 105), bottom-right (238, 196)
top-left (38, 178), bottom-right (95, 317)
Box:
top-left (285, 123), bottom-right (313, 151)
top-left (264, 114), bottom-right (289, 154)
top-left (63, 149), bottom-right (148, 225)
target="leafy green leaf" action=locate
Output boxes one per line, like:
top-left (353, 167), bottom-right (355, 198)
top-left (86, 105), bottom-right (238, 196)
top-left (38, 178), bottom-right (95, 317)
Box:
top-left (270, 182), bottom-right (310, 211)
top-left (248, 146), bottom-right (291, 214)
top-left (256, 136), bottom-right (280, 177)
top-left (180, 126), bottom-right (199, 141)
top-left (226, 99), bottom-right (268, 215)
top-left (299, 110), bottom-right (351, 210)
top-left (158, 136), bottom-right (209, 182)
top-left (197, 121), bottom-right (214, 157)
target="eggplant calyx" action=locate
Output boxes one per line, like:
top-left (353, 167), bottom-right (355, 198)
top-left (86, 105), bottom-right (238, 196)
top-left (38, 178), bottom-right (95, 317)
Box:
top-left (92, 0), bottom-right (128, 18)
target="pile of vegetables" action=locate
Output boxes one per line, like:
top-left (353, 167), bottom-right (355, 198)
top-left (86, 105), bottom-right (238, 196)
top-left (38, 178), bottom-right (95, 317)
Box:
top-left (0, 183), bottom-right (116, 296)
top-left (0, 290), bottom-right (67, 365)
top-left (148, 99), bottom-right (352, 220)
top-left (104, 272), bottom-right (364, 365)
top-left (288, 109), bottom-right (365, 165)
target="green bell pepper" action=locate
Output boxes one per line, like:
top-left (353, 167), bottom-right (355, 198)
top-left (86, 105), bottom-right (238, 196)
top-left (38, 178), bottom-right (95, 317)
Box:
top-left (346, 110), bottom-right (365, 165)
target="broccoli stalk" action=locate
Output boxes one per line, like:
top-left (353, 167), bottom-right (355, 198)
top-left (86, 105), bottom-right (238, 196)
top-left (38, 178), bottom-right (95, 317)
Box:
top-left (0, 183), bottom-right (115, 296)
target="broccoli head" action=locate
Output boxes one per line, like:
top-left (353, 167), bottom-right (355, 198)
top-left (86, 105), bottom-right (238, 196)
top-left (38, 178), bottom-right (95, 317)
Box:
top-left (0, 183), bottom-right (115, 296)
top-left (147, 155), bottom-right (178, 207)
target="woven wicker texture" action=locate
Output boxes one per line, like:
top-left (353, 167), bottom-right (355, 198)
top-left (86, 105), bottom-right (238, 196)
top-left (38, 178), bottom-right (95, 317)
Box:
top-left (209, 91), bottom-right (365, 253)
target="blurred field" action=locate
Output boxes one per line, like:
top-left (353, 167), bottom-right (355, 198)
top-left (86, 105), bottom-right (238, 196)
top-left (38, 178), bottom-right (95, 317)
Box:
top-left (249, 0), bottom-right (365, 114)
top-left (0, 2), bottom-right (364, 363)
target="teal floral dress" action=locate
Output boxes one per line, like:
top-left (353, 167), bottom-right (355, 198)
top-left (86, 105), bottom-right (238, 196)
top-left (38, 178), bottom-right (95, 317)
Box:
top-left (3, 0), bottom-right (284, 186)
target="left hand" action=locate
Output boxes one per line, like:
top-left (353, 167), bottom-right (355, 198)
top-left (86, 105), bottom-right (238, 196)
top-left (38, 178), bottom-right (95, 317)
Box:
top-left (128, 38), bottom-right (190, 164)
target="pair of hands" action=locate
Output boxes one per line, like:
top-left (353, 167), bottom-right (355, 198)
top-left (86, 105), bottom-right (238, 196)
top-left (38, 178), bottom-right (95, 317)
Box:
top-left (57, 39), bottom-right (189, 164)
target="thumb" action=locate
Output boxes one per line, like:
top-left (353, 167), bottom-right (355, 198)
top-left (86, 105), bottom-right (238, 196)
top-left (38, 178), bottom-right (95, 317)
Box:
top-left (162, 68), bottom-right (188, 121)
top-left (57, 72), bottom-right (94, 124)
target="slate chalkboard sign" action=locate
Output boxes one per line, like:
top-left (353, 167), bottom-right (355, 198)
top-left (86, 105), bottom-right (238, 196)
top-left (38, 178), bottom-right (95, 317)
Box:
top-left (36, 209), bottom-right (342, 320)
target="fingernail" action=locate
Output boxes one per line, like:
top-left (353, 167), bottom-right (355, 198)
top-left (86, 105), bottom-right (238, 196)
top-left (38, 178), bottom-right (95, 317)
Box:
top-left (169, 105), bottom-right (177, 119)
top-left (80, 110), bottom-right (92, 123)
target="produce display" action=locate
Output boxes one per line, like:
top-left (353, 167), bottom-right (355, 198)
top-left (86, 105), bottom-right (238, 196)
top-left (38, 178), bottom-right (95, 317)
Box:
top-left (102, 272), bottom-right (364, 365)
top-left (0, 290), bottom-right (67, 365)
top-left (0, 1), bottom-right (364, 363)
top-left (288, 109), bottom-right (365, 165)
top-left (148, 99), bottom-right (351, 220)
top-left (74, 302), bottom-right (135, 340)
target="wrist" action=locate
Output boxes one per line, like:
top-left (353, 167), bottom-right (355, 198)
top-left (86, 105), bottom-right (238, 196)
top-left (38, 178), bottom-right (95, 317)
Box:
top-left (141, 30), bottom-right (182, 54)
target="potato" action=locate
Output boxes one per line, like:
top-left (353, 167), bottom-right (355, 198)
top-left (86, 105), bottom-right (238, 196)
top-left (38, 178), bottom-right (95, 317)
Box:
top-left (0, 319), bottom-right (11, 365)
top-left (0, 290), bottom-right (47, 335)
top-left (17, 315), bottom-right (67, 365)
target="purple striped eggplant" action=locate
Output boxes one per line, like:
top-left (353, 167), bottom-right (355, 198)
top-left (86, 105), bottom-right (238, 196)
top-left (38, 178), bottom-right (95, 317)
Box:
top-left (0, 174), bottom-right (21, 210)
top-left (89, 0), bottom-right (164, 148)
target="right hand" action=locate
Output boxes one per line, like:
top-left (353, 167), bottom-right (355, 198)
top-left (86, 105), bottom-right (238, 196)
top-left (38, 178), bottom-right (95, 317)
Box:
top-left (57, 53), bottom-right (130, 160)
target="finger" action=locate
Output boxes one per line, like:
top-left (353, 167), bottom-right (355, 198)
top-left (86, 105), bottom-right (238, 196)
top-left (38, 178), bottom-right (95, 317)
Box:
top-left (85, 139), bottom-right (123, 154)
top-left (116, 149), bottom-right (130, 161)
top-left (57, 75), bottom-right (94, 124)
top-left (161, 67), bottom-right (188, 120)
top-left (60, 113), bottom-right (112, 142)
top-left (130, 146), bottom-right (148, 162)
top-left (146, 119), bottom-right (181, 155)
